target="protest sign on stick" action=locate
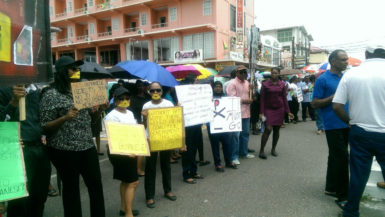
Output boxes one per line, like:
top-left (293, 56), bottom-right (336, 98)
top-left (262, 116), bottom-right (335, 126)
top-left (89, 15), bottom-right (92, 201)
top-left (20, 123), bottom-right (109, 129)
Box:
top-left (175, 84), bottom-right (213, 127)
top-left (0, 122), bottom-right (28, 202)
top-left (105, 122), bottom-right (150, 156)
top-left (147, 106), bottom-right (184, 152)
top-left (71, 80), bottom-right (108, 110)
top-left (210, 97), bottom-right (242, 134)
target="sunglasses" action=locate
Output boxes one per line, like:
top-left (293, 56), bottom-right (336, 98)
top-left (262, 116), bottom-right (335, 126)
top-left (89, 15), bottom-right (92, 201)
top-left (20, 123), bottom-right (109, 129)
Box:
top-left (117, 97), bottom-right (130, 101)
top-left (70, 66), bottom-right (80, 71)
top-left (238, 70), bottom-right (247, 74)
top-left (149, 89), bottom-right (162, 93)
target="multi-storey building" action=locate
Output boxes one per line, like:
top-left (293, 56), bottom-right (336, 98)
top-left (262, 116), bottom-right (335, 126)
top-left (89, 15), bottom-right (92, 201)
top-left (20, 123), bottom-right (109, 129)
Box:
top-left (50, 0), bottom-right (255, 69)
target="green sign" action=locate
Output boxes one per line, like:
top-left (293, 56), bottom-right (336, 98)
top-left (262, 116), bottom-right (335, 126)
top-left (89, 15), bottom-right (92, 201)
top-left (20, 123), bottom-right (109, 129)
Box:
top-left (0, 122), bottom-right (28, 202)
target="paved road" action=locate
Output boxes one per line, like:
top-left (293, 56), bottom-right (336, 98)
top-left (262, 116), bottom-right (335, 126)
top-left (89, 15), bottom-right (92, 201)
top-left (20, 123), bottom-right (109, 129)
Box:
top-left (43, 121), bottom-right (384, 217)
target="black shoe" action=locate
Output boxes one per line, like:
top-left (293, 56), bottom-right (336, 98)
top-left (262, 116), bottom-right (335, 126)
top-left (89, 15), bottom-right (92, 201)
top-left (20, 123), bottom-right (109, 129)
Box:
top-left (225, 164), bottom-right (238, 169)
top-left (259, 153), bottom-right (267, 159)
top-left (199, 160), bottom-right (210, 166)
top-left (248, 148), bottom-right (255, 153)
top-left (146, 200), bottom-right (155, 208)
top-left (119, 210), bottom-right (125, 216)
top-left (164, 193), bottom-right (177, 201)
top-left (215, 166), bottom-right (225, 172)
top-left (132, 210), bottom-right (139, 216)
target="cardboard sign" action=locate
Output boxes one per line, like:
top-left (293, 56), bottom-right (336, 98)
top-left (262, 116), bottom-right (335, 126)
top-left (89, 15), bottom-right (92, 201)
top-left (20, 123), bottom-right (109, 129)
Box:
top-left (0, 0), bottom-right (53, 86)
top-left (71, 80), bottom-right (108, 110)
top-left (0, 122), bottom-right (28, 202)
top-left (147, 107), bottom-right (184, 152)
top-left (105, 122), bottom-right (150, 156)
top-left (210, 97), bottom-right (242, 134)
top-left (175, 84), bottom-right (214, 127)
top-left (296, 87), bottom-right (303, 102)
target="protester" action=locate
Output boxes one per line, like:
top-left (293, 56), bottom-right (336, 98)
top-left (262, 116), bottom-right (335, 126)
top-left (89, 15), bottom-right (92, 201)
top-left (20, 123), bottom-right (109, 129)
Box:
top-left (287, 76), bottom-right (299, 124)
top-left (141, 82), bottom-right (177, 208)
top-left (40, 56), bottom-right (106, 217)
top-left (311, 75), bottom-right (325, 135)
top-left (312, 50), bottom-right (349, 209)
top-left (105, 87), bottom-right (140, 217)
top-left (226, 65), bottom-right (255, 165)
top-left (207, 81), bottom-right (238, 172)
top-left (258, 67), bottom-right (293, 159)
top-left (298, 75), bottom-right (315, 121)
top-left (0, 84), bottom-right (51, 217)
top-left (223, 69), bottom-right (237, 95)
top-left (179, 74), bottom-right (206, 183)
top-left (250, 78), bottom-right (261, 135)
top-left (332, 43), bottom-right (385, 217)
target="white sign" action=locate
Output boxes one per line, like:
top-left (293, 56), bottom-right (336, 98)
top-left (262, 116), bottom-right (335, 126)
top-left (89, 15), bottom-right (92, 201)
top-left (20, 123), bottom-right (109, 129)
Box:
top-left (230, 51), bottom-right (244, 61)
top-left (296, 88), bottom-right (303, 102)
top-left (210, 97), bottom-right (242, 134)
top-left (175, 84), bottom-right (213, 127)
top-left (174, 49), bottom-right (203, 64)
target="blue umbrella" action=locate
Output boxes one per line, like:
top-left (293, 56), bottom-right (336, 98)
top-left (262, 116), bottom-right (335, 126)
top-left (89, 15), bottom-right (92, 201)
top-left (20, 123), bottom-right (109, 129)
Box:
top-left (114, 60), bottom-right (179, 87)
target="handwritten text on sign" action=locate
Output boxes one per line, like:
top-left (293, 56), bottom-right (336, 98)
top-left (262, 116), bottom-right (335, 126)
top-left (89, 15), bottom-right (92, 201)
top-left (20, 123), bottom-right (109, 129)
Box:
top-left (71, 80), bottom-right (108, 110)
top-left (210, 97), bottom-right (242, 134)
top-left (175, 84), bottom-right (213, 127)
top-left (0, 122), bottom-right (28, 202)
top-left (105, 122), bottom-right (150, 156)
top-left (148, 107), bottom-right (184, 152)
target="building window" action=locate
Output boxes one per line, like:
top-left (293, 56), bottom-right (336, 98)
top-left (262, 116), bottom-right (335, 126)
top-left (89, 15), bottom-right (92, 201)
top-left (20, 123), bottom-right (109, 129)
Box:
top-left (169, 7), bottom-right (177, 22)
top-left (126, 41), bottom-right (149, 60)
top-left (51, 33), bottom-right (55, 41)
top-left (183, 32), bottom-right (214, 59)
top-left (153, 37), bottom-right (179, 62)
top-left (140, 13), bottom-right (147, 26)
top-left (277, 29), bottom-right (293, 42)
top-left (230, 5), bottom-right (236, 32)
top-left (203, 0), bottom-right (212, 16)
top-left (112, 18), bottom-right (119, 31)
top-left (89, 23), bottom-right (95, 35)
top-left (49, 6), bottom-right (53, 17)
top-left (84, 51), bottom-right (96, 62)
top-left (67, 2), bottom-right (73, 12)
top-left (100, 50), bottom-right (119, 66)
top-left (68, 27), bottom-right (73, 38)
top-left (88, 0), bottom-right (93, 6)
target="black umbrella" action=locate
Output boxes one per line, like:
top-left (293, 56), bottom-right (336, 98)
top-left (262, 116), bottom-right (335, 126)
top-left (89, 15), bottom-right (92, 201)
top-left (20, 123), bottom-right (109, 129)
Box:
top-left (108, 65), bottom-right (139, 79)
top-left (218, 66), bottom-right (237, 76)
top-left (79, 61), bottom-right (113, 79)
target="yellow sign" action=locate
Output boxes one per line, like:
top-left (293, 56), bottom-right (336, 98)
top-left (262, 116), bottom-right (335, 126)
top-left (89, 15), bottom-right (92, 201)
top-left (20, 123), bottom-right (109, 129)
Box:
top-left (71, 80), bottom-right (108, 110)
top-left (147, 106), bottom-right (184, 152)
top-left (215, 61), bottom-right (235, 71)
top-left (0, 12), bottom-right (11, 62)
top-left (105, 122), bottom-right (150, 156)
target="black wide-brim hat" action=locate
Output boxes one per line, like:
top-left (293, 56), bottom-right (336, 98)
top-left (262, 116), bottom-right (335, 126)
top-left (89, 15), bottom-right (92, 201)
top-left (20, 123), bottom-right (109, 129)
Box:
top-left (55, 56), bottom-right (84, 71)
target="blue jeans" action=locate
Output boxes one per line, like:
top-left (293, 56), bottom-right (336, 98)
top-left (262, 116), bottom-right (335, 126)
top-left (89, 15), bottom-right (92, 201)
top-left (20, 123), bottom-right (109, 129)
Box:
top-left (315, 109), bottom-right (324, 131)
top-left (232, 118), bottom-right (250, 160)
top-left (343, 125), bottom-right (385, 217)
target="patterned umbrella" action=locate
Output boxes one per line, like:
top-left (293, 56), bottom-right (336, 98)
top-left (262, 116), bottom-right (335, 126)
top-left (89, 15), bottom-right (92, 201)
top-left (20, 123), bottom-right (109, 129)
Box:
top-left (185, 64), bottom-right (212, 80)
top-left (165, 65), bottom-right (201, 79)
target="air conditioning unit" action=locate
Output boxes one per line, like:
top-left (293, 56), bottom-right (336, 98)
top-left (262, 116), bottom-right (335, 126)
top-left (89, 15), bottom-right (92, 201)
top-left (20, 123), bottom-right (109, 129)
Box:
top-left (137, 29), bottom-right (145, 35)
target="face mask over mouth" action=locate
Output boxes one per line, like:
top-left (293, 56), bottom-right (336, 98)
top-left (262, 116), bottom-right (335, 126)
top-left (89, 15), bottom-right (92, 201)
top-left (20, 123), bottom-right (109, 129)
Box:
top-left (152, 93), bottom-right (161, 100)
top-left (117, 99), bottom-right (130, 108)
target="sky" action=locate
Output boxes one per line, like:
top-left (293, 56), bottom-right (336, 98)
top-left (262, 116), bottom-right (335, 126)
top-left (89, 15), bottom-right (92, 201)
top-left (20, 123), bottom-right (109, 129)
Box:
top-left (254, 0), bottom-right (385, 60)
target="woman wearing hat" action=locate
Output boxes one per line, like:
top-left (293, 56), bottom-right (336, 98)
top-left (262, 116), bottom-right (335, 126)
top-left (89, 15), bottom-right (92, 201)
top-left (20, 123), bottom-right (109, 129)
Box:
top-left (40, 56), bottom-right (106, 217)
top-left (105, 87), bottom-right (139, 217)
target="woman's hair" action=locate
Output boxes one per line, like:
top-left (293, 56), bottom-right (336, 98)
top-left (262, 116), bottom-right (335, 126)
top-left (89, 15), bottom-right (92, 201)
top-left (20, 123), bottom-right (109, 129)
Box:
top-left (213, 81), bottom-right (223, 87)
top-left (53, 65), bottom-right (72, 94)
top-left (289, 76), bottom-right (297, 83)
top-left (149, 81), bottom-right (162, 89)
top-left (181, 73), bottom-right (197, 85)
top-left (271, 67), bottom-right (281, 73)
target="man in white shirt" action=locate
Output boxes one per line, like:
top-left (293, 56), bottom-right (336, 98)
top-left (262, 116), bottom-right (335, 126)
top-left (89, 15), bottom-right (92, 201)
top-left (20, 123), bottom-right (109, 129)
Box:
top-left (333, 42), bottom-right (385, 217)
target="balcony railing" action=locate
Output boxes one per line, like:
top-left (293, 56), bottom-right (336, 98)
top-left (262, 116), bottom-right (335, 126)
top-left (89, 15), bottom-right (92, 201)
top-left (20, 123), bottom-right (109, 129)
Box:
top-left (57, 38), bottom-right (69, 44)
top-left (98, 31), bottom-right (112, 37)
top-left (96, 2), bottom-right (112, 11)
top-left (55, 12), bottom-right (67, 18)
top-left (75, 7), bottom-right (88, 15)
top-left (152, 23), bottom-right (168, 29)
top-left (76, 35), bottom-right (90, 41)
top-left (124, 27), bottom-right (137, 33)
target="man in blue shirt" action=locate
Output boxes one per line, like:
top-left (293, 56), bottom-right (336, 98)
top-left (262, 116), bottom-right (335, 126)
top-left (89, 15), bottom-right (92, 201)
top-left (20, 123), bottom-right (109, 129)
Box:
top-left (312, 49), bottom-right (349, 209)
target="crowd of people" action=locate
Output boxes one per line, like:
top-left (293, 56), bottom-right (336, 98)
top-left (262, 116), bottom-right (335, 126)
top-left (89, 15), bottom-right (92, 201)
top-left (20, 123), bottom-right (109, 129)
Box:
top-left (0, 43), bottom-right (384, 217)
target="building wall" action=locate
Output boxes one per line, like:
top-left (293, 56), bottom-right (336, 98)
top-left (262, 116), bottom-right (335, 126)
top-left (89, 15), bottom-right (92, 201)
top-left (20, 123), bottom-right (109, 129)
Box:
top-left (309, 52), bottom-right (328, 64)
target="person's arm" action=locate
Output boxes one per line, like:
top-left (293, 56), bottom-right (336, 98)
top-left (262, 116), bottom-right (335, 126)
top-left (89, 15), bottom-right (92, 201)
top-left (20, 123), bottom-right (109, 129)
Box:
top-left (259, 83), bottom-right (265, 119)
top-left (311, 78), bottom-right (332, 109)
top-left (0, 86), bottom-right (26, 121)
top-left (333, 103), bottom-right (349, 124)
top-left (282, 84), bottom-right (290, 114)
top-left (42, 108), bottom-right (78, 134)
top-left (312, 95), bottom-right (334, 109)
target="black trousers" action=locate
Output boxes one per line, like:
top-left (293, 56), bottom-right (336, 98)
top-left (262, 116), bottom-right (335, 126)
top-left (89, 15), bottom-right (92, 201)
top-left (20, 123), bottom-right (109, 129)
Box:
top-left (48, 146), bottom-right (105, 217)
top-left (182, 125), bottom-right (200, 180)
top-left (301, 102), bottom-right (315, 121)
top-left (195, 124), bottom-right (205, 161)
top-left (288, 100), bottom-right (299, 121)
top-left (7, 143), bottom-right (51, 217)
top-left (325, 128), bottom-right (349, 200)
top-left (144, 151), bottom-right (172, 200)
top-left (250, 100), bottom-right (260, 125)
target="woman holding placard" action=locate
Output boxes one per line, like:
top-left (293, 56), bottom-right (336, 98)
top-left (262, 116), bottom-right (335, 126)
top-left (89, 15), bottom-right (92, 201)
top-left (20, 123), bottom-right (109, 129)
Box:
top-left (40, 56), bottom-right (106, 217)
top-left (141, 82), bottom-right (178, 209)
top-left (105, 86), bottom-right (139, 217)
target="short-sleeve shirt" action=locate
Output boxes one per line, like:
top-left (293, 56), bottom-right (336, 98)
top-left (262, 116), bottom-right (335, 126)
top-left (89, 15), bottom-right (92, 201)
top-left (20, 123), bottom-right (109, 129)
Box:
top-left (333, 58), bottom-right (385, 133)
top-left (298, 81), bottom-right (312, 102)
top-left (142, 99), bottom-right (174, 137)
top-left (40, 88), bottom-right (94, 151)
top-left (313, 70), bottom-right (348, 130)
top-left (104, 109), bottom-right (137, 124)
top-left (226, 77), bottom-right (250, 118)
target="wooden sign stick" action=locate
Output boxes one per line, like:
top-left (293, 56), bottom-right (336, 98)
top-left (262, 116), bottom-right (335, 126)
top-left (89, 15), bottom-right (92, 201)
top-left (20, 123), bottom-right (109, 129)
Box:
top-left (19, 96), bottom-right (26, 121)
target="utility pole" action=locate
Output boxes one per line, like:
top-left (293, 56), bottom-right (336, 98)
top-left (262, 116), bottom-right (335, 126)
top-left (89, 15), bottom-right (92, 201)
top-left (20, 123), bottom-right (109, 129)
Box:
top-left (291, 36), bottom-right (295, 69)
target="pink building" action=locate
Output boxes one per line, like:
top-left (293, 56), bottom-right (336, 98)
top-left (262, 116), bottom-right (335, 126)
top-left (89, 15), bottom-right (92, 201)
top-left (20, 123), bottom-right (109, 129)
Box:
top-left (50, 0), bottom-right (255, 69)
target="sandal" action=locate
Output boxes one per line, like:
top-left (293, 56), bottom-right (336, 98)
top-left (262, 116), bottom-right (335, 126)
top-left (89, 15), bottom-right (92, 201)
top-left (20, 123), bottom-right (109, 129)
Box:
top-left (335, 200), bottom-right (347, 210)
top-left (193, 174), bottom-right (204, 179)
top-left (184, 178), bottom-right (196, 184)
top-left (199, 160), bottom-right (210, 166)
top-left (48, 188), bottom-right (58, 197)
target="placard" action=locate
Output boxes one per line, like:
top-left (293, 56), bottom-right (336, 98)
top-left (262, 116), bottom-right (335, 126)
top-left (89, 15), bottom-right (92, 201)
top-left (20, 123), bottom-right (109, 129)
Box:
top-left (147, 107), bottom-right (184, 152)
top-left (71, 80), bottom-right (108, 110)
top-left (0, 122), bottom-right (28, 202)
top-left (0, 0), bottom-right (53, 86)
top-left (210, 97), bottom-right (242, 134)
top-left (105, 122), bottom-right (150, 156)
top-left (175, 84), bottom-right (213, 127)
top-left (296, 87), bottom-right (303, 103)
